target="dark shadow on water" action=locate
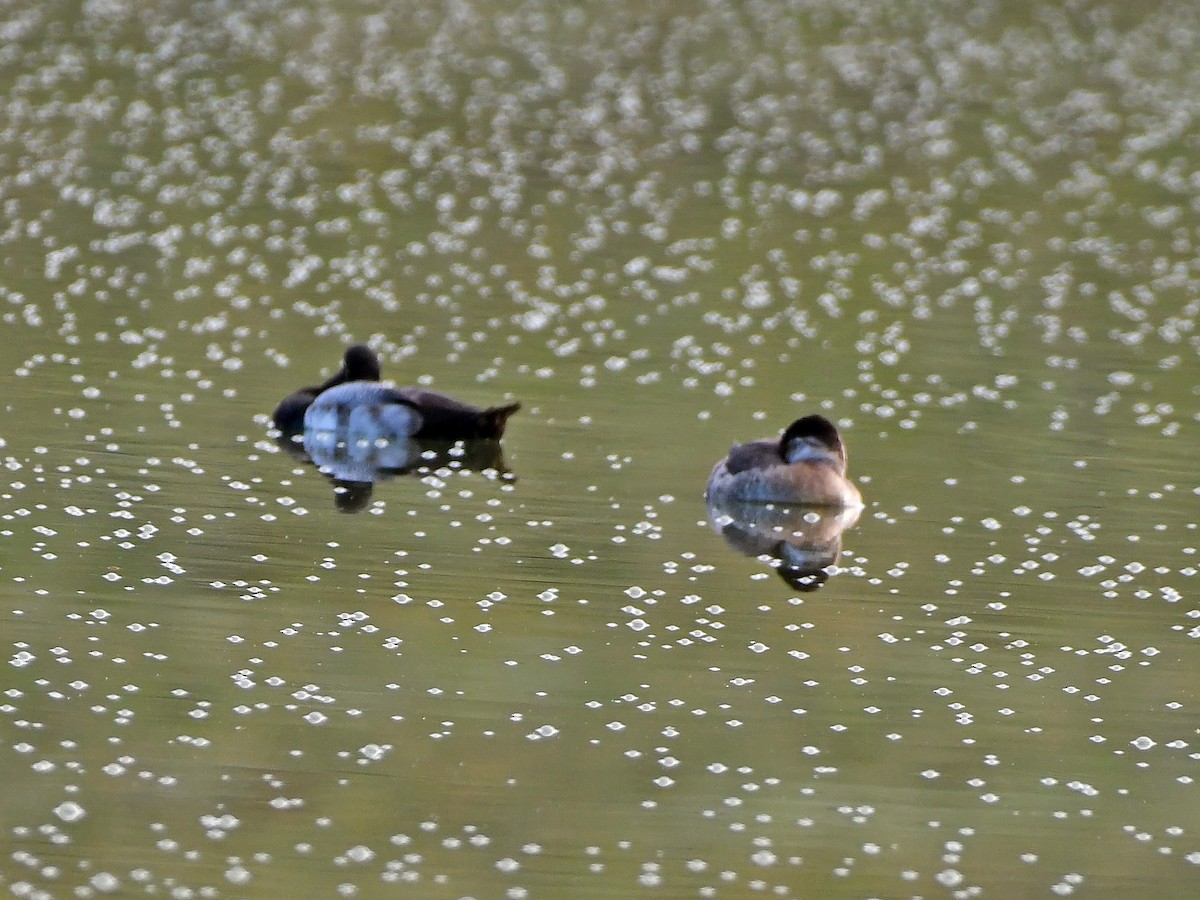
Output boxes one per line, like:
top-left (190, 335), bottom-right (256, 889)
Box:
top-left (274, 430), bottom-right (514, 512)
top-left (706, 498), bottom-right (861, 591)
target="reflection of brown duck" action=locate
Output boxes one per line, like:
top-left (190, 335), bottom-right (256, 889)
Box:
top-left (707, 499), bottom-right (860, 591)
top-left (706, 415), bottom-right (862, 507)
top-left (271, 344), bottom-right (520, 441)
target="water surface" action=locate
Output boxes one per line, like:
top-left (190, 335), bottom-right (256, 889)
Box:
top-left (1, 1), bottom-right (1198, 897)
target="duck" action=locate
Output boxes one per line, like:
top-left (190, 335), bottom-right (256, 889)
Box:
top-left (271, 345), bottom-right (381, 435)
top-left (705, 414), bottom-right (862, 507)
top-left (302, 386), bottom-right (424, 454)
top-left (271, 344), bottom-right (521, 441)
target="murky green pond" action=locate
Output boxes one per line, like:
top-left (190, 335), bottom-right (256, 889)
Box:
top-left (2, 1), bottom-right (1197, 897)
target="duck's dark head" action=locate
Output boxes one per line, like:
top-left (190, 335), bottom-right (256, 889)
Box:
top-left (341, 344), bottom-right (382, 381)
top-left (779, 414), bottom-right (847, 469)
top-left (315, 344), bottom-right (382, 391)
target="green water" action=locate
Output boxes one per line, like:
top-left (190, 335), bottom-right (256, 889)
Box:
top-left (1, 1), bottom-right (1197, 897)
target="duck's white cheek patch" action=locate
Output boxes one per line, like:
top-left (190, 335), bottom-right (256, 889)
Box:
top-left (785, 440), bottom-right (827, 464)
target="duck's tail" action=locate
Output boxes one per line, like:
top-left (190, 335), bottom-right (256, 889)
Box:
top-left (484, 402), bottom-right (521, 439)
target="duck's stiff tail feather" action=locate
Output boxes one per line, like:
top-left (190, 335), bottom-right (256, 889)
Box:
top-left (485, 403), bottom-right (522, 439)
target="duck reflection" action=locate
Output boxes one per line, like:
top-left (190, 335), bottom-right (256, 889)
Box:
top-left (707, 499), bottom-right (860, 591)
top-left (275, 429), bottom-right (512, 512)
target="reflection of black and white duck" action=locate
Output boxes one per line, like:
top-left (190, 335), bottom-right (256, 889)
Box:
top-left (706, 498), bottom-right (860, 591)
top-left (272, 344), bottom-right (521, 441)
top-left (303, 416), bottom-right (422, 483)
top-left (706, 414), bottom-right (862, 507)
top-left (304, 435), bottom-right (513, 513)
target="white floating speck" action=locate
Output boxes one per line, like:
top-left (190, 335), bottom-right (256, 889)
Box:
top-left (54, 801), bottom-right (86, 822)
